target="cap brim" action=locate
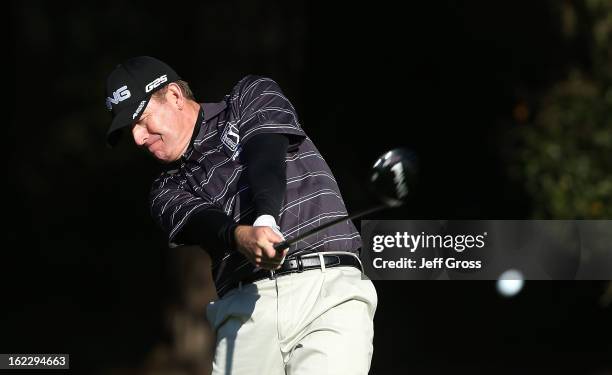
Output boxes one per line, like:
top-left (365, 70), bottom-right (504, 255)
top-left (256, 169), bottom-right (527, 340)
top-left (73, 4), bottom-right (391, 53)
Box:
top-left (106, 96), bottom-right (151, 148)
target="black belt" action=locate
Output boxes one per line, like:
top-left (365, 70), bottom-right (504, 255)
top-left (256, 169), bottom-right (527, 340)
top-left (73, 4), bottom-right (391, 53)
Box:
top-left (218, 252), bottom-right (362, 298)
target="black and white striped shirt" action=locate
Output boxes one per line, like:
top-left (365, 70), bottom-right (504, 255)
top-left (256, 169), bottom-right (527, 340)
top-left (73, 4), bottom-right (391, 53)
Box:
top-left (149, 75), bottom-right (361, 293)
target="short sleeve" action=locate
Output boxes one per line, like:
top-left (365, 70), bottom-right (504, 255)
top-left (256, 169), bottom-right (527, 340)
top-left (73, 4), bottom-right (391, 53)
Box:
top-left (231, 75), bottom-right (306, 150)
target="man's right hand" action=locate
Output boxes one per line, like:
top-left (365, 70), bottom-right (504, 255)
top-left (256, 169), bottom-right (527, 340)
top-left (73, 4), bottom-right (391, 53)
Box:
top-left (234, 225), bottom-right (288, 270)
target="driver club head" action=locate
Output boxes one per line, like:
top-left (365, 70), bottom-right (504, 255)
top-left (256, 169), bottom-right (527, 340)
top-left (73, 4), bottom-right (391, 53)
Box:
top-left (369, 148), bottom-right (419, 207)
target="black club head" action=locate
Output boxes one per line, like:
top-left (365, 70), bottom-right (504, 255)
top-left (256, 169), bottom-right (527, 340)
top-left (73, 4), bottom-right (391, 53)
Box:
top-left (369, 148), bottom-right (419, 207)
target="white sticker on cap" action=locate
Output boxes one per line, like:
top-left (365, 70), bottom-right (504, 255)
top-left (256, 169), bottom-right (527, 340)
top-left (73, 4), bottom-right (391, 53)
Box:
top-left (145, 74), bottom-right (168, 93)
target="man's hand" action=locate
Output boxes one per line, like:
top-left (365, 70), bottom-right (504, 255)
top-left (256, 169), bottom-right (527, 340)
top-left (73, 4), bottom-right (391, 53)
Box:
top-left (234, 225), bottom-right (288, 270)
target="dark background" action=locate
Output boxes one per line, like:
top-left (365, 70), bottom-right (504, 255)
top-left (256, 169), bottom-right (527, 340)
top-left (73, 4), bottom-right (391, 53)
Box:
top-left (6, 0), bottom-right (611, 374)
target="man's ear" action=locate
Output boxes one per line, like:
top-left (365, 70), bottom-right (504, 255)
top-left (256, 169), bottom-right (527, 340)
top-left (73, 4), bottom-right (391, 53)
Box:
top-left (166, 83), bottom-right (184, 109)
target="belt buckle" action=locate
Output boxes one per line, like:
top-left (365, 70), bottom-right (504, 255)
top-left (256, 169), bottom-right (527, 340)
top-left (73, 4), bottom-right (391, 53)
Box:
top-left (326, 255), bottom-right (341, 267)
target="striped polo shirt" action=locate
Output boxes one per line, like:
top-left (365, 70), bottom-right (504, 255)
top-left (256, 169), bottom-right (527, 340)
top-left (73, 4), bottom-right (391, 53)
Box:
top-left (149, 75), bottom-right (361, 293)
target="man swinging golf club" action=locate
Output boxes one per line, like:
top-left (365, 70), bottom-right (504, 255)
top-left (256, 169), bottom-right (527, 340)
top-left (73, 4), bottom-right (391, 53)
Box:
top-left (104, 56), bottom-right (377, 375)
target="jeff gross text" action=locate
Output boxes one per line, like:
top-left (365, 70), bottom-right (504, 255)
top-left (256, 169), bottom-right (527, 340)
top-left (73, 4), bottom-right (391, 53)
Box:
top-left (371, 232), bottom-right (487, 270)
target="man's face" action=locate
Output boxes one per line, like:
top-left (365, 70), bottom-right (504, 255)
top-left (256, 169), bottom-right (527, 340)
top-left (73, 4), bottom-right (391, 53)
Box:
top-left (131, 91), bottom-right (184, 163)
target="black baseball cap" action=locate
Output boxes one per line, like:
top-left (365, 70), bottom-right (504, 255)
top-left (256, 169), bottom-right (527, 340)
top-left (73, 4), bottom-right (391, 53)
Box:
top-left (105, 56), bottom-right (180, 147)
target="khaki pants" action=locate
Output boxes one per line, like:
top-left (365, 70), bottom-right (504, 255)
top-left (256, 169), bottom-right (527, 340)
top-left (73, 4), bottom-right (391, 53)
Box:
top-left (206, 262), bottom-right (378, 375)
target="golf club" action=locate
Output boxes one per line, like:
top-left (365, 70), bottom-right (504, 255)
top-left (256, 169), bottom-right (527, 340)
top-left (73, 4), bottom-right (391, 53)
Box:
top-left (274, 148), bottom-right (418, 251)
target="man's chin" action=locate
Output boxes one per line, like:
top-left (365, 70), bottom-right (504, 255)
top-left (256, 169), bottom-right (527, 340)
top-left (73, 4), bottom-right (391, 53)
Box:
top-left (146, 150), bottom-right (170, 163)
top-left (152, 152), bottom-right (180, 164)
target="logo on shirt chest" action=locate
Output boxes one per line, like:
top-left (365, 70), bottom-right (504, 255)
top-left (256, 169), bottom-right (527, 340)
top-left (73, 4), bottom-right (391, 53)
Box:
top-left (221, 122), bottom-right (240, 151)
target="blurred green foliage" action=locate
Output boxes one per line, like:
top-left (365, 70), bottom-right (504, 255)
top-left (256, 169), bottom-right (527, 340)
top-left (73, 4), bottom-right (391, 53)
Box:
top-left (516, 0), bottom-right (612, 218)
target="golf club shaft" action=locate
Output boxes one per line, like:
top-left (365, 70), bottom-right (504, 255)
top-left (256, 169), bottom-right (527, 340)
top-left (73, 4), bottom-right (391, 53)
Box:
top-left (274, 203), bottom-right (387, 251)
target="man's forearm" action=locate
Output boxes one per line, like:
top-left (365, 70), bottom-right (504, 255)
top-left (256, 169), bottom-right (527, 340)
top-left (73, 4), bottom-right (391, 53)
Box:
top-left (176, 133), bottom-right (288, 255)
top-left (176, 207), bottom-right (238, 255)
top-left (242, 133), bottom-right (289, 220)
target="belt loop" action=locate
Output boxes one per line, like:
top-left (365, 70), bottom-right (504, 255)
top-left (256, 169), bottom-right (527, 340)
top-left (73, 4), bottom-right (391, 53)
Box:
top-left (238, 281), bottom-right (243, 291)
top-left (296, 257), bottom-right (304, 272)
top-left (318, 253), bottom-right (326, 273)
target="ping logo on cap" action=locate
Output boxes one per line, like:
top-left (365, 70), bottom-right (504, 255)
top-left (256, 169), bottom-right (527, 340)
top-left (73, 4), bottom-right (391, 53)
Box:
top-left (105, 85), bottom-right (131, 111)
top-left (146, 74), bottom-right (168, 93)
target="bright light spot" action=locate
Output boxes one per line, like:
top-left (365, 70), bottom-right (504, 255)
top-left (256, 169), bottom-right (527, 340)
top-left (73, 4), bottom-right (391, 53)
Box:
top-left (497, 269), bottom-right (524, 298)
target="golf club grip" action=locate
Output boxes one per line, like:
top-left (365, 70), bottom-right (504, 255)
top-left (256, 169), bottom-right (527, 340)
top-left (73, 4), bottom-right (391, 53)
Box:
top-left (274, 204), bottom-right (387, 251)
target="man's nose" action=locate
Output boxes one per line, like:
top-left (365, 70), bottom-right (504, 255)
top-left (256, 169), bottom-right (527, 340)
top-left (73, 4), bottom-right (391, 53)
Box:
top-left (132, 125), bottom-right (148, 147)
